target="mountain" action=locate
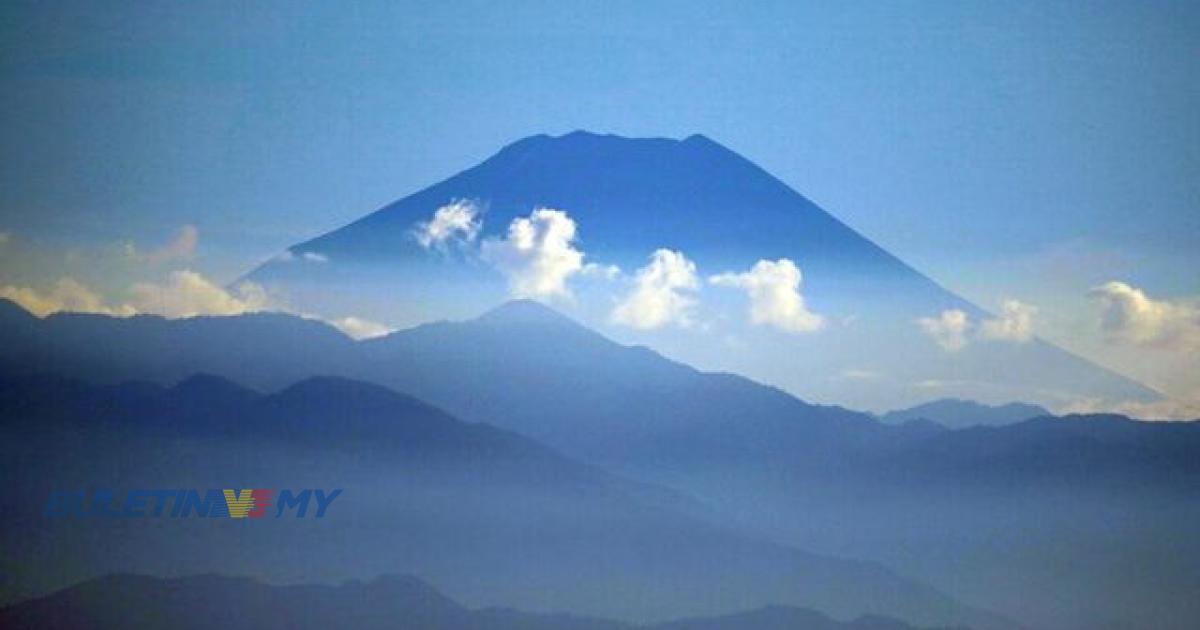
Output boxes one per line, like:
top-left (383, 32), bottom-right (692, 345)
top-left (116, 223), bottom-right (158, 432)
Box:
top-left (239, 131), bottom-right (1155, 412)
top-left (879, 399), bottom-right (1051, 429)
top-left (356, 299), bottom-right (886, 468)
top-left (0, 371), bottom-right (1009, 630)
top-left (0, 307), bottom-right (356, 389)
top-left (0, 573), bottom-right (962, 630)
top-left (2, 298), bottom-right (1197, 628)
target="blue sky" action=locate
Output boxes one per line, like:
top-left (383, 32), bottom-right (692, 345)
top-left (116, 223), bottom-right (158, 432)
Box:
top-left (1, 1), bottom-right (1197, 413)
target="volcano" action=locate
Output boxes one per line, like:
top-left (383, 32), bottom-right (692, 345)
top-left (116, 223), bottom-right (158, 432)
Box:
top-left (243, 131), bottom-right (1154, 411)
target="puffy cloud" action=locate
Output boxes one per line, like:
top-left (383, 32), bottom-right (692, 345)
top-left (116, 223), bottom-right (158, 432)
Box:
top-left (980, 299), bottom-right (1037, 343)
top-left (328, 316), bottom-right (393, 340)
top-left (482, 208), bottom-right (584, 298)
top-left (414, 200), bottom-right (482, 249)
top-left (918, 309), bottom-right (970, 352)
top-left (128, 270), bottom-right (273, 318)
top-left (1089, 281), bottom-right (1200, 349)
top-left (710, 258), bottom-right (823, 333)
top-left (125, 225), bottom-right (199, 263)
top-left (611, 249), bottom-right (699, 329)
top-left (0, 277), bottom-right (135, 317)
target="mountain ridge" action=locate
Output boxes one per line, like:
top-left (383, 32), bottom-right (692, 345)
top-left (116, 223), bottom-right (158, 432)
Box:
top-left (0, 573), bottom-right (965, 630)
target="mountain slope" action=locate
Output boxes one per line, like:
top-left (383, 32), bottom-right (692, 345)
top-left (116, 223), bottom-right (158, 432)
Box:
top-left (0, 574), bottom-right (962, 630)
top-left (241, 131), bottom-right (1155, 411)
top-left (0, 371), bottom-right (1010, 630)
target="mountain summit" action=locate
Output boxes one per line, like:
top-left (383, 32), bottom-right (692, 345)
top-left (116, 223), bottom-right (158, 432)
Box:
top-left (243, 131), bottom-right (1154, 411)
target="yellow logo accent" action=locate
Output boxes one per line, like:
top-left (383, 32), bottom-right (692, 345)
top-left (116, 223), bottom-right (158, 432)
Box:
top-left (223, 489), bottom-right (255, 518)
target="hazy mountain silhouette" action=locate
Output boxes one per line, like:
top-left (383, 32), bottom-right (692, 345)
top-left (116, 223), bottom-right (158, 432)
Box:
top-left (879, 399), bottom-right (1051, 429)
top-left (0, 371), bottom-right (1012, 630)
top-left (0, 573), bottom-right (963, 630)
top-left (240, 131), bottom-right (1155, 411)
top-left (2, 298), bottom-right (1197, 628)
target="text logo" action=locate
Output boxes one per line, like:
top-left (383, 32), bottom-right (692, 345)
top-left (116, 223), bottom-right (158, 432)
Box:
top-left (45, 488), bottom-right (342, 519)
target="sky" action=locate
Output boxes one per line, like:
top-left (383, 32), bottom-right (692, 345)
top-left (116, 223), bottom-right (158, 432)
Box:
top-left (0, 1), bottom-right (1197, 413)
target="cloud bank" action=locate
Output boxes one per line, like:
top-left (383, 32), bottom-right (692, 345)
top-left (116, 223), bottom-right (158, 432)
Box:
top-left (128, 270), bottom-right (272, 318)
top-left (711, 258), bottom-right (823, 333)
top-left (1, 278), bottom-right (135, 317)
top-left (611, 249), bottom-right (699, 329)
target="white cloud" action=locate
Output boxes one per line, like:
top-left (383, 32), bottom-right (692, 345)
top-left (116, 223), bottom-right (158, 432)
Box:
top-left (328, 316), bottom-right (393, 340)
top-left (125, 225), bottom-right (199, 264)
top-left (128, 270), bottom-right (273, 318)
top-left (582, 262), bottom-right (621, 281)
top-left (414, 200), bottom-right (482, 249)
top-left (301, 251), bottom-right (329, 263)
top-left (980, 299), bottom-right (1037, 343)
top-left (481, 208), bottom-right (584, 298)
top-left (0, 278), bottom-right (135, 317)
top-left (918, 309), bottom-right (970, 352)
top-left (710, 258), bottom-right (823, 333)
top-left (1089, 281), bottom-right (1200, 350)
top-left (1, 271), bottom-right (399, 346)
top-left (611, 249), bottom-right (699, 329)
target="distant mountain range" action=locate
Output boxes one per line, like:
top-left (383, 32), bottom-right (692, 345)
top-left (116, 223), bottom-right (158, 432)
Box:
top-left (2, 297), bottom-right (1198, 629)
top-left (0, 573), bottom-right (962, 630)
top-left (0, 370), bottom-right (1009, 630)
top-left (239, 131), bottom-right (1155, 412)
top-left (879, 399), bottom-right (1051, 429)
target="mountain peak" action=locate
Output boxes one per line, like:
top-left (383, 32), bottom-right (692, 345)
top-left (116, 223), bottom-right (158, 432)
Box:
top-left (172, 373), bottom-right (259, 402)
top-left (475, 299), bottom-right (580, 327)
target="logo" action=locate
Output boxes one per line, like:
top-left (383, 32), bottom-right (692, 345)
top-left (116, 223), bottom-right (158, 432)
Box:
top-left (45, 488), bottom-right (342, 519)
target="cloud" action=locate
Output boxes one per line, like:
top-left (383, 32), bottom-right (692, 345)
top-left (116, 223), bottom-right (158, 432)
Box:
top-left (328, 316), bottom-right (393, 340)
top-left (0, 277), bottom-right (135, 317)
top-left (1, 271), bottom-right (398, 345)
top-left (611, 249), bottom-right (699, 329)
top-left (414, 200), bottom-right (482, 249)
top-left (481, 208), bottom-right (584, 298)
top-left (1089, 281), bottom-right (1200, 350)
top-left (128, 270), bottom-right (273, 318)
top-left (1058, 396), bottom-right (1200, 421)
top-left (839, 368), bottom-right (880, 381)
top-left (582, 262), bottom-right (621, 281)
top-left (980, 299), bottom-right (1037, 343)
top-left (126, 225), bottom-right (199, 264)
top-left (918, 309), bottom-right (970, 352)
top-left (710, 258), bottom-right (823, 333)
top-left (273, 250), bottom-right (329, 264)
